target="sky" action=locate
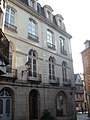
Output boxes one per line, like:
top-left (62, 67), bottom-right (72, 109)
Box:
top-left (38, 0), bottom-right (90, 74)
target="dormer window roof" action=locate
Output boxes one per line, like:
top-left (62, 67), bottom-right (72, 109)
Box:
top-left (55, 14), bottom-right (66, 31)
top-left (43, 5), bottom-right (53, 21)
top-left (28, 0), bottom-right (37, 10)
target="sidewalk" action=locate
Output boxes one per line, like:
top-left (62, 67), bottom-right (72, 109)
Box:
top-left (77, 112), bottom-right (90, 120)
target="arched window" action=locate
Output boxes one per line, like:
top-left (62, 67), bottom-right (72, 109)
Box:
top-left (28, 50), bottom-right (37, 77)
top-left (49, 56), bottom-right (55, 80)
top-left (62, 61), bottom-right (67, 81)
top-left (56, 92), bottom-right (67, 117)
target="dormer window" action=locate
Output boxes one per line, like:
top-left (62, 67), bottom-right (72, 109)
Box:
top-left (47, 11), bottom-right (51, 19)
top-left (43, 5), bottom-right (53, 21)
top-left (58, 19), bottom-right (61, 27)
top-left (30, 0), bottom-right (34, 8)
top-left (28, 0), bottom-right (37, 10)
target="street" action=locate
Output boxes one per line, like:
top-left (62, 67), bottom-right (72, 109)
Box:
top-left (77, 113), bottom-right (90, 120)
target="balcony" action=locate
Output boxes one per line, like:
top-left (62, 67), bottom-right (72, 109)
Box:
top-left (47, 42), bottom-right (55, 50)
top-left (61, 48), bottom-right (67, 55)
top-left (5, 22), bottom-right (17, 32)
top-left (0, 28), bottom-right (9, 65)
top-left (27, 72), bottom-right (42, 84)
top-left (0, 69), bottom-right (17, 81)
top-left (28, 33), bottom-right (39, 42)
top-left (63, 79), bottom-right (71, 86)
top-left (49, 75), bottom-right (60, 85)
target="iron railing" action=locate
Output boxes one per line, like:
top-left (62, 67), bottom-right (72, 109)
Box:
top-left (61, 48), bottom-right (67, 55)
top-left (47, 42), bottom-right (55, 50)
top-left (5, 22), bottom-right (17, 31)
top-left (28, 33), bottom-right (39, 42)
top-left (49, 75), bottom-right (60, 84)
top-left (27, 72), bottom-right (42, 82)
top-left (63, 79), bottom-right (71, 86)
top-left (6, 69), bottom-right (17, 78)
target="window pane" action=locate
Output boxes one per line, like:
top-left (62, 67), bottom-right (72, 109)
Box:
top-left (0, 99), bottom-right (3, 114)
top-left (28, 20), bottom-right (36, 36)
top-left (6, 99), bottom-right (10, 114)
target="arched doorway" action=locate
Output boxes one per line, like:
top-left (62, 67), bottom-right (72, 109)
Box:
top-left (0, 88), bottom-right (13, 120)
top-left (29, 89), bottom-right (40, 120)
top-left (56, 91), bottom-right (67, 117)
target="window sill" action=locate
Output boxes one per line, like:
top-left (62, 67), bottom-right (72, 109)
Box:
top-left (61, 50), bottom-right (67, 55)
top-left (47, 44), bottom-right (56, 50)
top-left (28, 34), bottom-right (39, 43)
top-left (4, 24), bottom-right (17, 33)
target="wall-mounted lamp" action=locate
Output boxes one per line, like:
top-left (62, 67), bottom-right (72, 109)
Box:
top-left (22, 61), bottom-right (31, 77)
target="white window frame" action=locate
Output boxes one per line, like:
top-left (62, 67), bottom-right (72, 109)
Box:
top-left (5, 6), bottom-right (15, 26)
top-left (49, 57), bottom-right (55, 80)
top-left (28, 19), bottom-right (37, 39)
top-left (28, 50), bottom-right (37, 77)
top-left (62, 61), bottom-right (67, 81)
top-left (47, 30), bottom-right (53, 47)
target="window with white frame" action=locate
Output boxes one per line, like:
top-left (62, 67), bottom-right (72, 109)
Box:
top-left (28, 19), bottom-right (38, 40)
top-left (62, 61), bottom-right (67, 81)
top-left (5, 6), bottom-right (15, 29)
top-left (49, 57), bottom-right (55, 80)
top-left (47, 30), bottom-right (54, 48)
top-left (28, 50), bottom-right (37, 77)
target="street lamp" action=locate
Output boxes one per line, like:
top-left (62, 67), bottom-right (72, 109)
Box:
top-left (22, 61), bottom-right (31, 77)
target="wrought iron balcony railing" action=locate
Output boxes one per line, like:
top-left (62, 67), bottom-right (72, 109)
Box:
top-left (61, 48), bottom-right (67, 55)
top-left (28, 33), bottom-right (39, 42)
top-left (6, 69), bottom-right (17, 78)
top-left (49, 75), bottom-right (60, 84)
top-left (5, 22), bottom-right (17, 31)
top-left (47, 42), bottom-right (55, 50)
top-left (27, 72), bottom-right (42, 83)
top-left (0, 69), bottom-right (17, 81)
top-left (63, 78), bottom-right (71, 86)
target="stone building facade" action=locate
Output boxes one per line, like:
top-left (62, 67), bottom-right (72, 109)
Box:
top-left (82, 40), bottom-right (90, 116)
top-left (0, 0), bottom-right (76, 120)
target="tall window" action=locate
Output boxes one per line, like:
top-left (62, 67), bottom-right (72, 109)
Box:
top-left (47, 30), bottom-right (54, 48)
top-left (28, 50), bottom-right (37, 77)
top-left (5, 7), bottom-right (15, 28)
top-left (28, 19), bottom-right (37, 39)
top-left (49, 57), bottom-right (55, 80)
top-left (62, 61), bottom-right (67, 81)
top-left (60, 36), bottom-right (67, 55)
top-left (60, 37), bottom-right (64, 51)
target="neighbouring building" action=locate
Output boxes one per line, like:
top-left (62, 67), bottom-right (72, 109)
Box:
top-left (0, 0), bottom-right (9, 75)
top-left (82, 40), bottom-right (90, 116)
top-left (0, 0), bottom-right (77, 120)
top-left (74, 73), bottom-right (85, 112)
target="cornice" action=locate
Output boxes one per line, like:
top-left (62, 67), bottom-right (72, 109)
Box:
top-left (10, 0), bottom-right (72, 39)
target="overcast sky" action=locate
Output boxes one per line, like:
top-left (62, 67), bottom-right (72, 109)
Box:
top-left (38, 0), bottom-right (90, 74)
